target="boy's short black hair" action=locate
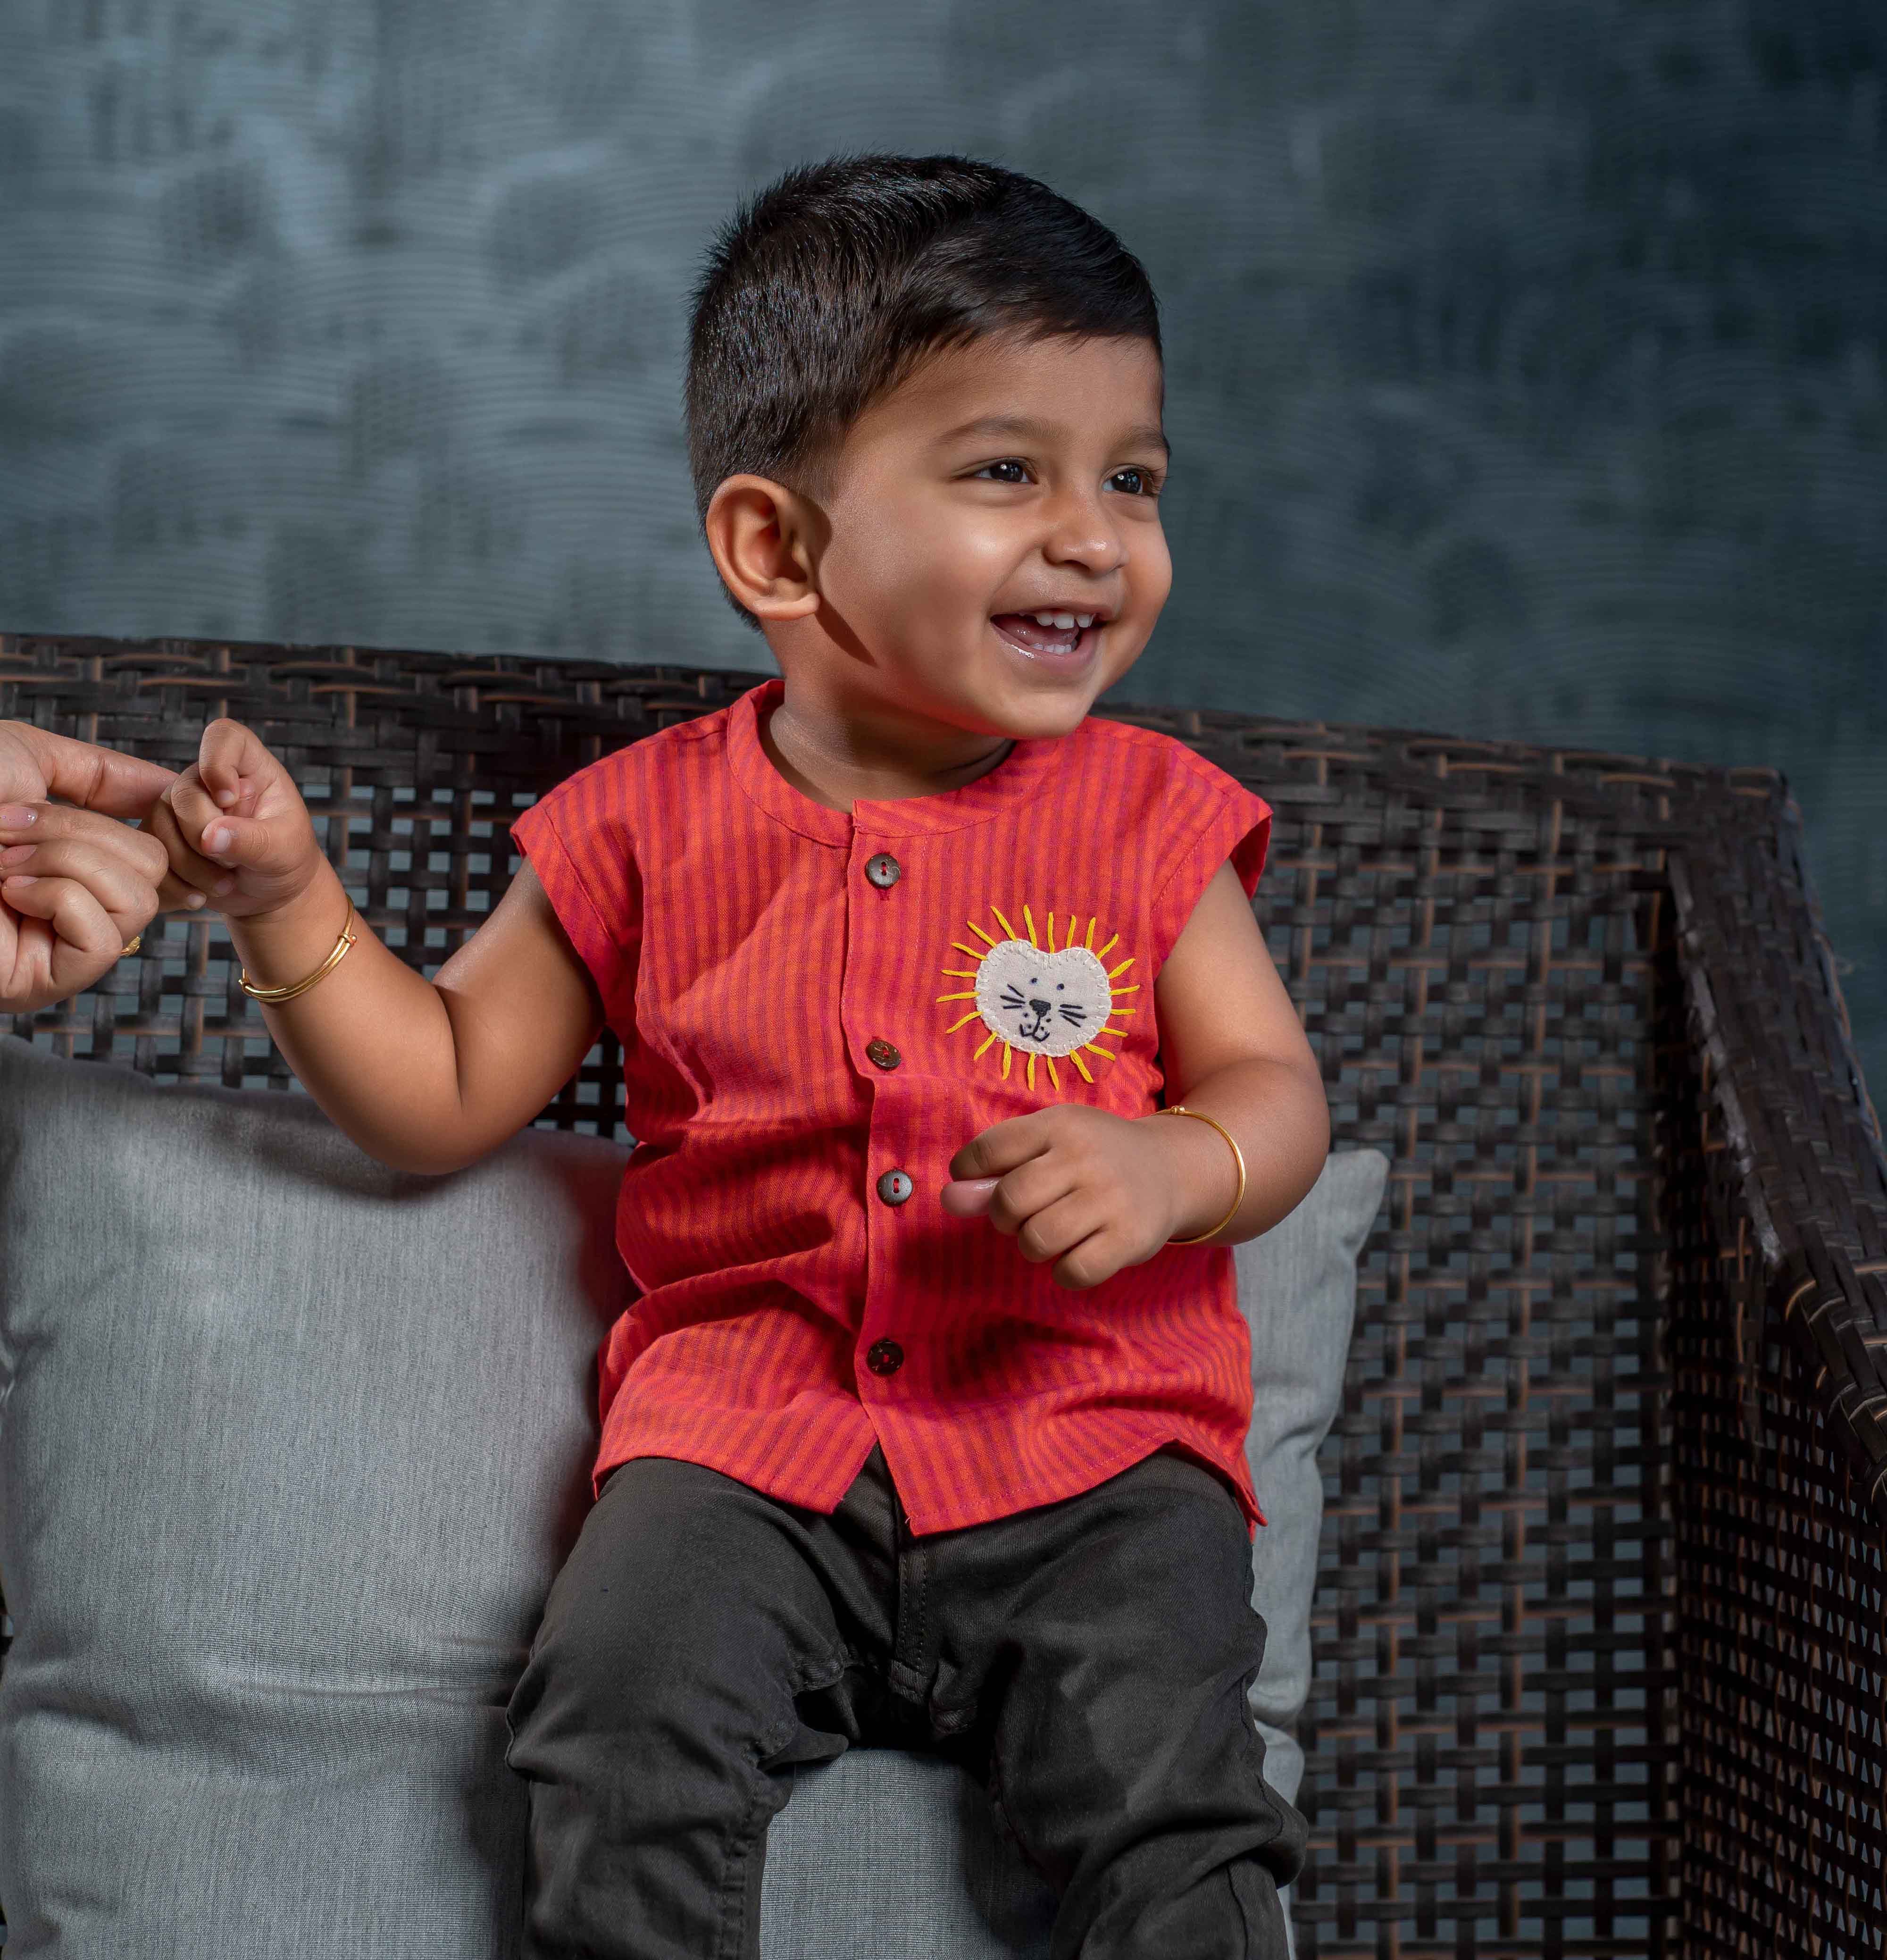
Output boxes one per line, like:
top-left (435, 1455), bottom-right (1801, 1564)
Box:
top-left (686, 153), bottom-right (1162, 630)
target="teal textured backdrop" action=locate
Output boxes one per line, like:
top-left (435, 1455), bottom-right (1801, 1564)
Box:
top-left (2, 0), bottom-right (1883, 1093)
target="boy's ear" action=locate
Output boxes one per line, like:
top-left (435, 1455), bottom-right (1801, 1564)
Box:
top-left (702, 474), bottom-right (826, 623)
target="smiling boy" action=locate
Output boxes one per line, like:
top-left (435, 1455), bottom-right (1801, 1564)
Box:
top-left (118, 155), bottom-right (1327, 1957)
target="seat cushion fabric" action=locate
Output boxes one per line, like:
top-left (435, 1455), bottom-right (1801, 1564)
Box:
top-left (0, 1037), bottom-right (627, 1958)
top-left (0, 1034), bottom-right (1380, 1958)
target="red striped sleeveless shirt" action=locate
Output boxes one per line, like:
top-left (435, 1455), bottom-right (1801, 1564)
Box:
top-left (510, 677), bottom-right (1274, 1535)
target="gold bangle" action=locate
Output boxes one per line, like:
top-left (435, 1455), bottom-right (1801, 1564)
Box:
top-left (238, 902), bottom-right (358, 1004)
top-left (1159, 1104), bottom-right (1247, 1245)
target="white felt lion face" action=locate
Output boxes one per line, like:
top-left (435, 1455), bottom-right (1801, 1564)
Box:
top-left (935, 904), bottom-right (1140, 1094)
top-left (973, 940), bottom-right (1112, 1058)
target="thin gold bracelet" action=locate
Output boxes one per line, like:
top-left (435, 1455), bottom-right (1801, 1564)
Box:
top-left (238, 902), bottom-right (358, 1005)
top-left (1158, 1104), bottom-right (1247, 1245)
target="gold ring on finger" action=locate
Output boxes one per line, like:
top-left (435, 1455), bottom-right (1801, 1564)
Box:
top-left (119, 933), bottom-right (143, 958)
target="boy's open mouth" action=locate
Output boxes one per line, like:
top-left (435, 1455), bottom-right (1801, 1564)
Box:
top-left (992, 611), bottom-right (1100, 658)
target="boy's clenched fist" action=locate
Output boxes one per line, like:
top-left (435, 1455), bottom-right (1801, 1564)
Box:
top-left (941, 1103), bottom-right (1223, 1289)
top-left (140, 717), bottom-right (326, 920)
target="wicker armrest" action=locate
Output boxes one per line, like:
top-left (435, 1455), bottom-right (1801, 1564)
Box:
top-left (1670, 783), bottom-right (1887, 1513)
top-left (1663, 783), bottom-right (1887, 1950)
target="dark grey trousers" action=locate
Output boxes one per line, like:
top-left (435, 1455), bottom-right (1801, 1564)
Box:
top-left (504, 1445), bottom-right (1306, 1960)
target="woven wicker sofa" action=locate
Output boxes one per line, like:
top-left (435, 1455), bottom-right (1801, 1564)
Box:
top-left (3, 629), bottom-right (1884, 1960)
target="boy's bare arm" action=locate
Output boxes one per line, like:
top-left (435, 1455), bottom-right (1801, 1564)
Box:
top-left (226, 857), bottom-right (603, 1174)
top-left (143, 718), bottom-right (603, 1176)
top-left (1150, 859), bottom-right (1329, 1243)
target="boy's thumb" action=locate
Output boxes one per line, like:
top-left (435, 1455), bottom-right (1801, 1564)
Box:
top-left (940, 1177), bottom-right (999, 1218)
top-left (201, 813), bottom-right (268, 863)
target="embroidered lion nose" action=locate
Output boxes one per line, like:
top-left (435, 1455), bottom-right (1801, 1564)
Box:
top-left (1030, 998), bottom-right (1049, 1015)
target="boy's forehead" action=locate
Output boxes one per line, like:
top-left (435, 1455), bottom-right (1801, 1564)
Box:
top-left (876, 332), bottom-right (1166, 448)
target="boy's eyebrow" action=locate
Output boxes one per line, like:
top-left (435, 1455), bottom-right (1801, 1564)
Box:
top-left (937, 413), bottom-right (1172, 459)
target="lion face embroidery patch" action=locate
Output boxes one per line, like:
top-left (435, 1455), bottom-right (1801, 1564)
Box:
top-left (935, 903), bottom-right (1139, 1094)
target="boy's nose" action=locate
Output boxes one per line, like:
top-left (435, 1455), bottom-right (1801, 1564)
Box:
top-left (1041, 490), bottom-right (1126, 574)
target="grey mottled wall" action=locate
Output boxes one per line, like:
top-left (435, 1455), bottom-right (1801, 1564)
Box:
top-left (3, 0), bottom-right (1884, 1092)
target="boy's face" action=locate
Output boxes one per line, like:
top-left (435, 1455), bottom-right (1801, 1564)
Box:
top-left (790, 330), bottom-right (1171, 743)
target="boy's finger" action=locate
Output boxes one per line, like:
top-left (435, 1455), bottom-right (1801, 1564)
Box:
top-left (939, 1177), bottom-right (999, 1218)
top-left (137, 791), bottom-right (226, 900)
top-left (1052, 1231), bottom-right (1117, 1292)
top-left (157, 870), bottom-right (210, 913)
top-left (947, 1115), bottom-right (1052, 1181)
top-left (167, 771), bottom-right (245, 868)
top-left (167, 769), bottom-right (221, 832)
top-left (195, 811), bottom-right (270, 864)
top-left (198, 718), bottom-right (275, 802)
top-left (977, 1148), bottom-right (1089, 1240)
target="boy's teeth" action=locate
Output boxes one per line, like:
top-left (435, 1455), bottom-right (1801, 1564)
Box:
top-left (1029, 611), bottom-right (1090, 629)
top-left (995, 611), bottom-right (1088, 654)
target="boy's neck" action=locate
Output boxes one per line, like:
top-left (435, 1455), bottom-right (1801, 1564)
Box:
top-left (760, 687), bottom-right (1017, 812)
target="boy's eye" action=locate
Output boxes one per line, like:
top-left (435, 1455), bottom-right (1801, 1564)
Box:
top-left (971, 459), bottom-right (1163, 494)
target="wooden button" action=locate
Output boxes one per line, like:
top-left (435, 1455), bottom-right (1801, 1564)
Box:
top-left (866, 1338), bottom-right (904, 1376)
top-left (876, 1168), bottom-right (913, 1206)
top-left (865, 853), bottom-right (901, 889)
top-left (866, 1039), bottom-right (902, 1071)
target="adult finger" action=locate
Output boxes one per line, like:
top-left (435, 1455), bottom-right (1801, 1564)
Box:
top-left (0, 805), bottom-right (180, 931)
top-left (1, 723), bottom-right (177, 819)
top-left (0, 872), bottom-right (131, 996)
top-left (0, 798), bottom-right (172, 889)
top-left (1, 840), bottom-right (157, 944)
top-left (0, 833), bottom-right (168, 924)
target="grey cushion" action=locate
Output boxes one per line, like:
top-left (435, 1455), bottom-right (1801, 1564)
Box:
top-left (0, 1033), bottom-right (1382, 1958)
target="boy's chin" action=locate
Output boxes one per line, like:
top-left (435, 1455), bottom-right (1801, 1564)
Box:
top-left (972, 687), bottom-right (1103, 743)
top-left (983, 651), bottom-right (1144, 728)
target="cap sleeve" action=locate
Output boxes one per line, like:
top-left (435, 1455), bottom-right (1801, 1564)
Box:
top-left (509, 758), bottom-right (641, 1027)
top-left (1147, 774), bottom-right (1273, 972)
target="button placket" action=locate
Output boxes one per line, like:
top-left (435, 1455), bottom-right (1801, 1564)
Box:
top-left (854, 834), bottom-right (914, 1402)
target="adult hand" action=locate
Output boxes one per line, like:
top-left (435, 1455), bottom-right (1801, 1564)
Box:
top-left (0, 721), bottom-right (185, 1015)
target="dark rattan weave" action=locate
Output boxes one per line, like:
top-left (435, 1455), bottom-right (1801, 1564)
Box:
top-left (4, 631), bottom-right (1883, 1959)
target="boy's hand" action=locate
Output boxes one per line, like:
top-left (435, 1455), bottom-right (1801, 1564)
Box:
top-left (138, 718), bottom-right (326, 920)
top-left (941, 1106), bottom-right (1198, 1290)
